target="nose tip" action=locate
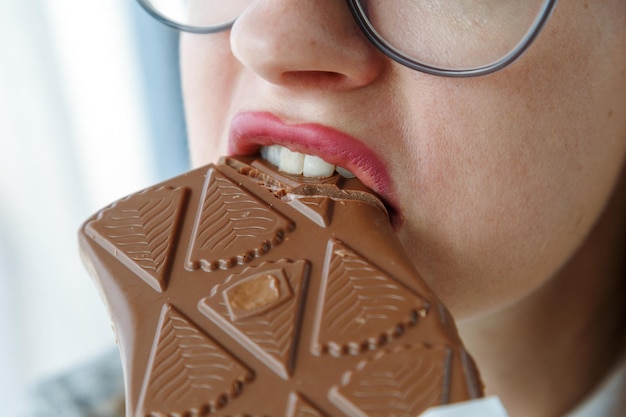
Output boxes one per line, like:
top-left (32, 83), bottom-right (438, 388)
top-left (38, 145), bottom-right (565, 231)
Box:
top-left (230, 1), bottom-right (385, 91)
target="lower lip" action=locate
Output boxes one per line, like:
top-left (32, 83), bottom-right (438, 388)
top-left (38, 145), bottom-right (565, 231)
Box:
top-left (228, 112), bottom-right (394, 195)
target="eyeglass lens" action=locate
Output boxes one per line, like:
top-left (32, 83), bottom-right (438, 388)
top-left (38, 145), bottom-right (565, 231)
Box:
top-left (358, 0), bottom-right (550, 70)
top-left (145, 0), bottom-right (251, 28)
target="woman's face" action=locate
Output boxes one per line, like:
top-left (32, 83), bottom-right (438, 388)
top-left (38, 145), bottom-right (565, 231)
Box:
top-left (180, 0), bottom-right (626, 320)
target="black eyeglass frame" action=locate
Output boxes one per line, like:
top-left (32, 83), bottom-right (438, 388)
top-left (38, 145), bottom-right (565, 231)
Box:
top-left (136, 0), bottom-right (560, 78)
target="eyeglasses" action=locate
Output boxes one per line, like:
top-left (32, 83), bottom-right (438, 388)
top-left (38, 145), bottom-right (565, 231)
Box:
top-left (137, 0), bottom-right (559, 77)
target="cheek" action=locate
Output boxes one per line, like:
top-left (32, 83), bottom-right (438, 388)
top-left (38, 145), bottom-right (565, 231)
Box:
top-left (181, 33), bottom-right (237, 166)
top-left (394, 2), bottom-right (626, 318)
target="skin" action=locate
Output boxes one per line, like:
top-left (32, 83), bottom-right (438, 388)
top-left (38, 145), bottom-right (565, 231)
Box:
top-left (180, 1), bottom-right (626, 416)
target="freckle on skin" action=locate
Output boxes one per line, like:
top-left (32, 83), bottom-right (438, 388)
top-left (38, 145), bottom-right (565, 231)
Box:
top-left (608, 110), bottom-right (613, 118)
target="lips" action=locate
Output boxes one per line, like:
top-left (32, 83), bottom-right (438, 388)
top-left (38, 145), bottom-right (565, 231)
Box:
top-left (228, 111), bottom-right (395, 199)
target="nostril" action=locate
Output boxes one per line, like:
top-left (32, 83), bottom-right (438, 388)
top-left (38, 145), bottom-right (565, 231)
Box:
top-left (280, 71), bottom-right (353, 91)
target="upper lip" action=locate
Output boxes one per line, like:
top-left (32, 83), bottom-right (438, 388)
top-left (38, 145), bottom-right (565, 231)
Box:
top-left (228, 111), bottom-right (395, 204)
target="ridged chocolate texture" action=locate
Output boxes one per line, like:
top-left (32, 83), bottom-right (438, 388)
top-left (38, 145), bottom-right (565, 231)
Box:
top-left (79, 155), bottom-right (483, 417)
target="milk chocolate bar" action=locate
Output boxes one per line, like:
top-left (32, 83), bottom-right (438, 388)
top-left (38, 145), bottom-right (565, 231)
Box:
top-left (79, 155), bottom-right (483, 417)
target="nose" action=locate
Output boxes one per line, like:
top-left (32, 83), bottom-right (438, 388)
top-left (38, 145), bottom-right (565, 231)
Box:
top-left (230, 0), bottom-right (386, 91)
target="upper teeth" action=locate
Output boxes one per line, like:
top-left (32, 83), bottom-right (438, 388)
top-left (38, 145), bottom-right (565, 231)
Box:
top-left (260, 145), bottom-right (356, 179)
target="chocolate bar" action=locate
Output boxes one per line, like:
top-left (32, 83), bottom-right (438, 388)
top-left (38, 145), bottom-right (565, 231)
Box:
top-left (79, 155), bottom-right (483, 417)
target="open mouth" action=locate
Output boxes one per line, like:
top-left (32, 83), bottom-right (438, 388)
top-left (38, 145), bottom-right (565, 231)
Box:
top-left (228, 111), bottom-right (402, 229)
top-left (260, 144), bottom-right (356, 179)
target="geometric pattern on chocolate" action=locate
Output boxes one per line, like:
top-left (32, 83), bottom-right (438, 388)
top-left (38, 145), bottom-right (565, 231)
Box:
top-left (199, 259), bottom-right (308, 379)
top-left (186, 167), bottom-right (294, 272)
top-left (85, 186), bottom-right (188, 293)
top-left (286, 392), bottom-right (328, 417)
top-left (312, 239), bottom-right (428, 356)
top-left (199, 260), bottom-right (309, 380)
top-left (138, 304), bottom-right (254, 417)
top-left (330, 345), bottom-right (452, 417)
top-left (288, 196), bottom-right (334, 228)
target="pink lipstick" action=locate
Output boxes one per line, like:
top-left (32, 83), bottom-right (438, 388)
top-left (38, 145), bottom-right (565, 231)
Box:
top-left (228, 111), bottom-right (395, 201)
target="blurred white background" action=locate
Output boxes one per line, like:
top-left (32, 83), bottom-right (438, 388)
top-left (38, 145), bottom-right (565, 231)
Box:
top-left (0, 0), bottom-right (187, 414)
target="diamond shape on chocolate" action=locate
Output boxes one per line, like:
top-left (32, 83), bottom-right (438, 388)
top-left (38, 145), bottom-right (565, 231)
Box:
top-left (85, 186), bottom-right (188, 292)
top-left (186, 167), bottom-right (294, 272)
top-left (200, 260), bottom-right (309, 379)
top-left (312, 239), bottom-right (428, 356)
top-left (138, 304), bottom-right (253, 416)
top-left (330, 345), bottom-right (453, 417)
